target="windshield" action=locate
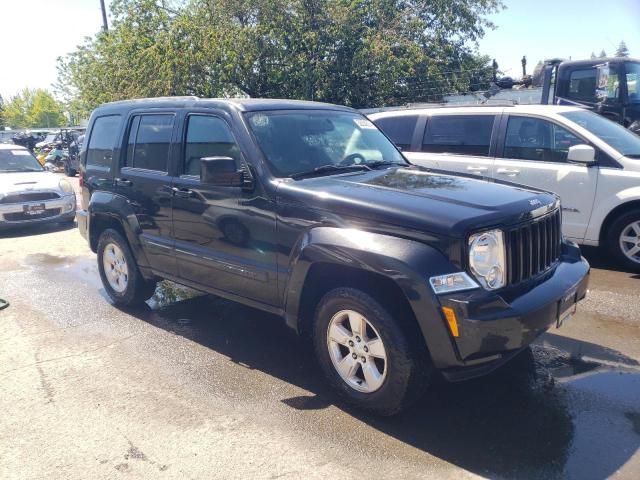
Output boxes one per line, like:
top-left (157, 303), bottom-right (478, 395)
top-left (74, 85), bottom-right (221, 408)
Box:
top-left (0, 149), bottom-right (44, 172)
top-left (560, 110), bottom-right (640, 158)
top-left (626, 62), bottom-right (640, 104)
top-left (246, 110), bottom-right (406, 177)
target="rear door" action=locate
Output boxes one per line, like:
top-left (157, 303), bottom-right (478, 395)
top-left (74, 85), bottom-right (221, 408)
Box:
top-left (493, 114), bottom-right (598, 241)
top-left (410, 113), bottom-right (499, 177)
top-left (114, 112), bottom-right (177, 276)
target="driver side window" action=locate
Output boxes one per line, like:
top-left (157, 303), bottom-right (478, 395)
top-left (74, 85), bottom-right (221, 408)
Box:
top-left (504, 116), bottom-right (584, 162)
top-left (183, 115), bottom-right (241, 176)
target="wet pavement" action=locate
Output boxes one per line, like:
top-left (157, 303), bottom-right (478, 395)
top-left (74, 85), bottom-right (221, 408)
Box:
top-left (1, 184), bottom-right (639, 479)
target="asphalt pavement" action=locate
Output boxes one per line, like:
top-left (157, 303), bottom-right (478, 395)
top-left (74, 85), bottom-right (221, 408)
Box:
top-left (1, 175), bottom-right (639, 479)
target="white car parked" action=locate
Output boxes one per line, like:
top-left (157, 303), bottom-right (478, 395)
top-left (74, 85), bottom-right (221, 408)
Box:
top-left (0, 144), bottom-right (76, 230)
top-left (369, 105), bottom-right (640, 270)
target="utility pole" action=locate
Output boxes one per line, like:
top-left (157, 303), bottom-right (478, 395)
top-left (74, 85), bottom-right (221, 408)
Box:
top-left (100, 0), bottom-right (109, 31)
top-left (521, 56), bottom-right (527, 77)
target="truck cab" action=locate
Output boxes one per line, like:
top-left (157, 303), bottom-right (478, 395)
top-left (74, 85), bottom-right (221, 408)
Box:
top-left (541, 57), bottom-right (640, 134)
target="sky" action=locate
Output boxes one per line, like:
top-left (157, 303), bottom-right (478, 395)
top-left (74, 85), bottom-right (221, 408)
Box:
top-left (478, 0), bottom-right (640, 78)
top-left (0, 0), bottom-right (639, 100)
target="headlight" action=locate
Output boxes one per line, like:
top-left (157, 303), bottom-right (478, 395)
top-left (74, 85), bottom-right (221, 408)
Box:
top-left (468, 229), bottom-right (506, 290)
top-left (430, 272), bottom-right (479, 294)
top-left (58, 179), bottom-right (73, 194)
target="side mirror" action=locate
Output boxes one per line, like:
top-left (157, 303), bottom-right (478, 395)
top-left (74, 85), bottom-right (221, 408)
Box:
top-left (200, 156), bottom-right (245, 187)
top-left (567, 144), bottom-right (596, 164)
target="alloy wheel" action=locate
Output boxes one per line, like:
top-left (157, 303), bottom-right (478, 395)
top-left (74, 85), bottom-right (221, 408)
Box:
top-left (619, 220), bottom-right (640, 264)
top-left (102, 242), bottom-right (129, 293)
top-left (326, 309), bottom-right (388, 393)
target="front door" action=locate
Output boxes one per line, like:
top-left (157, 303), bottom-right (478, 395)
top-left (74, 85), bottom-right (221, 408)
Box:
top-left (115, 112), bottom-right (177, 276)
top-left (494, 115), bottom-right (598, 241)
top-left (171, 112), bottom-right (278, 306)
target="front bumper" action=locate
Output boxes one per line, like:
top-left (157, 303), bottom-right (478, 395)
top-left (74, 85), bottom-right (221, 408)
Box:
top-left (436, 241), bottom-right (589, 381)
top-left (0, 194), bottom-right (76, 229)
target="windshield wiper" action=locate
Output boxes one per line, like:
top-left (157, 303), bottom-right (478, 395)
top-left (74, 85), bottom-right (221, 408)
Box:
top-left (290, 164), bottom-right (371, 180)
top-left (366, 160), bottom-right (407, 169)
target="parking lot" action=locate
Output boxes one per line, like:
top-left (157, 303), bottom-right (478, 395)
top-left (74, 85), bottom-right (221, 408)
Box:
top-left (0, 174), bottom-right (639, 480)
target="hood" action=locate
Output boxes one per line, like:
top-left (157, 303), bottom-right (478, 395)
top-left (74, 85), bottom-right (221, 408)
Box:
top-left (276, 167), bottom-right (558, 238)
top-left (1, 171), bottom-right (64, 195)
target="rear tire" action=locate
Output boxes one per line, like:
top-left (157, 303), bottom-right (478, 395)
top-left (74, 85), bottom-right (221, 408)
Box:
top-left (312, 287), bottom-right (432, 416)
top-left (64, 162), bottom-right (77, 177)
top-left (97, 229), bottom-right (157, 307)
top-left (606, 210), bottom-right (640, 272)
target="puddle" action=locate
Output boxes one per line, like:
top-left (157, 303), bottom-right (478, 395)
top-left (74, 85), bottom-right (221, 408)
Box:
top-left (23, 253), bottom-right (71, 266)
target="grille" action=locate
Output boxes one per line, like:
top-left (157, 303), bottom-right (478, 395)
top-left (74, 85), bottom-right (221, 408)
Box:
top-left (0, 192), bottom-right (59, 204)
top-left (505, 209), bottom-right (562, 285)
top-left (3, 208), bottom-right (61, 222)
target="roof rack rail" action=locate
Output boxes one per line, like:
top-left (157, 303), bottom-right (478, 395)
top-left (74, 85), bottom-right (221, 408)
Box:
top-left (361, 101), bottom-right (516, 114)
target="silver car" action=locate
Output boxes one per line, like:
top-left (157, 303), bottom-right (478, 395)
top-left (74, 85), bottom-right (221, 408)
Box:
top-left (0, 144), bottom-right (76, 229)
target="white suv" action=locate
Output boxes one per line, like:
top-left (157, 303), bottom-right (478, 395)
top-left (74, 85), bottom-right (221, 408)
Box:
top-left (369, 105), bottom-right (640, 270)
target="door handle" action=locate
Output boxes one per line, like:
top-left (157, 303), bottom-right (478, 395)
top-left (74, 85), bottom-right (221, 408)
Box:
top-left (496, 168), bottom-right (520, 176)
top-left (466, 166), bottom-right (488, 173)
top-left (172, 187), bottom-right (194, 198)
top-left (115, 178), bottom-right (132, 187)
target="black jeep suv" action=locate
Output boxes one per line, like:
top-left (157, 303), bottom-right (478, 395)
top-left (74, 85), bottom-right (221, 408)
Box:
top-left (77, 97), bottom-right (589, 415)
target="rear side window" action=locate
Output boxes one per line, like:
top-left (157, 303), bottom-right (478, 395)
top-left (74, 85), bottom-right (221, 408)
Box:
top-left (125, 114), bottom-right (174, 172)
top-left (422, 115), bottom-right (495, 156)
top-left (86, 115), bottom-right (122, 169)
top-left (183, 115), bottom-right (241, 176)
top-left (373, 115), bottom-right (418, 150)
top-left (568, 69), bottom-right (597, 102)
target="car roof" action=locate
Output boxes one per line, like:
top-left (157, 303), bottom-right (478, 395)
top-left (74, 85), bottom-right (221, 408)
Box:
top-left (0, 143), bottom-right (26, 150)
top-left (93, 97), bottom-right (357, 114)
top-left (367, 104), bottom-right (585, 118)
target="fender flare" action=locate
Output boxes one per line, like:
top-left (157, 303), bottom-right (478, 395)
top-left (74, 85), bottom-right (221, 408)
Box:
top-left (283, 227), bottom-right (462, 368)
top-left (88, 191), bottom-right (152, 272)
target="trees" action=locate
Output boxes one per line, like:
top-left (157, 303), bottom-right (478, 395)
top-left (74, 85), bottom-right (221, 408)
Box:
top-left (2, 89), bottom-right (67, 129)
top-left (615, 41), bottom-right (630, 58)
top-left (599, 50), bottom-right (608, 58)
top-left (0, 96), bottom-right (5, 130)
top-left (57, 0), bottom-right (503, 114)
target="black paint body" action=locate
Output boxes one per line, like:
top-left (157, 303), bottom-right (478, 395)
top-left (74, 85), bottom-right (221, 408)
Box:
top-left (76, 98), bottom-right (589, 379)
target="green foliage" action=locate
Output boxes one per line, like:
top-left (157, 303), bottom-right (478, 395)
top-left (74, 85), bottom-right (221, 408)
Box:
top-left (0, 95), bottom-right (5, 130)
top-left (615, 40), bottom-right (630, 58)
top-left (3, 89), bottom-right (67, 129)
top-left (599, 49), bottom-right (607, 58)
top-left (57, 0), bottom-right (503, 114)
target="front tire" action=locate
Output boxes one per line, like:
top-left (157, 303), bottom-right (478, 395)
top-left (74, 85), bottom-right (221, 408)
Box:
top-left (97, 229), bottom-right (156, 307)
top-left (312, 288), bottom-right (432, 416)
top-left (607, 210), bottom-right (640, 272)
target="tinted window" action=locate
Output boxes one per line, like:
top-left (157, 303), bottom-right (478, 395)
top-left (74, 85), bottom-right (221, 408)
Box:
top-left (568, 69), bottom-right (597, 102)
top-left (86, 115), bottom-right (121, 169)
top-left (125, 114), bottom-right (174, 172)
top-left (561, 110), bottom-right (640, 157)
top-left (422, 115), bottom-right (495, 156)
top-left (184, 116), bottom-right (241, 176)
top-left (504, 116), bottom-right (584, 162)
top-left (373, 115), bottom-right (418, 150)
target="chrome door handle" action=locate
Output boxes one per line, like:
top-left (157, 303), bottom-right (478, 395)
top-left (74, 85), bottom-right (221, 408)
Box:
top-left (115, 178), bottom-right (132, 187)
top-left (172, 187), bottom-right (194, 198)
top-left (466, 166), bottom-right (488, 173)
top-left (496, 168), bottom-right (520, 176)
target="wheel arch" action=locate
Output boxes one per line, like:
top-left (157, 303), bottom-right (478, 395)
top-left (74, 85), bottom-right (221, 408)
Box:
top-left (283, 227), bottom-right (462, 369)
top-left (88, 191), bottom-right (153, 276)
top-left (598, 200), bottom-right (640, 244)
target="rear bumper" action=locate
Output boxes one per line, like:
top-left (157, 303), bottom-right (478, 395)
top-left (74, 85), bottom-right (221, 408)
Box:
top-left (0, 195), bottom-right (76, 229)
top-left (436, 241), bottom-right (590, 381)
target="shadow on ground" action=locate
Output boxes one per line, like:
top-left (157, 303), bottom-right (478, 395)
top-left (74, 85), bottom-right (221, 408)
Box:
top-left (119, 283), bottom-right (640, 480)
top-left (0, 220), bottom-right (76, 239)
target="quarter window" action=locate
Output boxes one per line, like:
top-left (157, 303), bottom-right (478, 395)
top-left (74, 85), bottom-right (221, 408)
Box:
top-left (422, 115), bottom-right (495, 156)
top-left (504, 116), bottom-right (584, 162)
top-left (125, 114), bottom-right (174, 172)
top-left (183, 116), bottom-right (241, 176)
top-left (86, 115), bottom-right (122, 169)
top-left (373, 115), bottom-right (418, 150)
